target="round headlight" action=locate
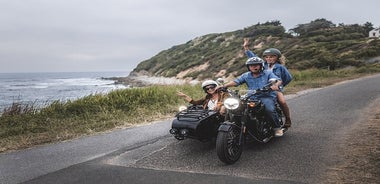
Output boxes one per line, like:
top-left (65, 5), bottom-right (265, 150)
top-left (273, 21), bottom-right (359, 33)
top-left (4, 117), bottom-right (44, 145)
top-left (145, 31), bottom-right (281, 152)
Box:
top-left (178, 105), bottom-right (187, 111)
top-left (224, 98), bottom-right (240, 110)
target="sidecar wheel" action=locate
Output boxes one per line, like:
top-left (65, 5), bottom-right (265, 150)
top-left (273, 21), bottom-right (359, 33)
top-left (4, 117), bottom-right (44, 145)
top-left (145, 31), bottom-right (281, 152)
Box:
top-left (216, 126), bottom-right (242, 164)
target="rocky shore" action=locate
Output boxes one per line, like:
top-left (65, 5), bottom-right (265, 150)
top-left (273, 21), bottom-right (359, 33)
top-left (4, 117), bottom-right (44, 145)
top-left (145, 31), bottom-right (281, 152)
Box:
top-left (103, 75), bottom-right (198, 87)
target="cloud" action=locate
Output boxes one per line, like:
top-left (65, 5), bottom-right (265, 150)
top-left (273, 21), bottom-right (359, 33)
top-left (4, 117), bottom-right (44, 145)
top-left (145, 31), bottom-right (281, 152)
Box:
top-left (0, 0), bottom-right (378, 73)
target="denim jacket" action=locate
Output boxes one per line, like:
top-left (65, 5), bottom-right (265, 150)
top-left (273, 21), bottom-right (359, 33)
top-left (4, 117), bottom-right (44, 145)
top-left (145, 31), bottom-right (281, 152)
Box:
top-left (245, 50), bottom-right (292, 87)
top-left (233, 70), bottom-right (280, 99)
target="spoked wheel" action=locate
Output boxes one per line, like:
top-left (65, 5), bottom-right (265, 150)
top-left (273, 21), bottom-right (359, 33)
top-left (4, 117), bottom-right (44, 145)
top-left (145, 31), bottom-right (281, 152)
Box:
top-left (216, 125), bottom-right (243, 164)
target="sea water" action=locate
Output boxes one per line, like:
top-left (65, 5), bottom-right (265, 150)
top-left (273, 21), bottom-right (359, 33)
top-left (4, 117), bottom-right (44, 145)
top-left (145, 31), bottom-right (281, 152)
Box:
top-left (0, 71), bottom-right (129, 110)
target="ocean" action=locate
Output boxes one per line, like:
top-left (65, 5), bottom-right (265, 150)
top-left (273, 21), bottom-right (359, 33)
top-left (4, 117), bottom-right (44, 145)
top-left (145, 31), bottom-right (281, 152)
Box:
top-left (0, 71), bottom-right (129, 110)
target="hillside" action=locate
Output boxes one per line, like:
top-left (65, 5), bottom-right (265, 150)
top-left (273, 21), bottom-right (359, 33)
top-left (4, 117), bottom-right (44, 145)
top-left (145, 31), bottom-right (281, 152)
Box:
top-left (130, 19), bottom-right (380, 81)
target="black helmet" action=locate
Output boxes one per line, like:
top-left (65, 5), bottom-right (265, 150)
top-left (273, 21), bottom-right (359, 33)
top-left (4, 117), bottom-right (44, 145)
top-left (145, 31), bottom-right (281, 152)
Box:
top-left (262, 48), bottom-right (282, 58)
top-left (245, 57), bottom-right (264, 71)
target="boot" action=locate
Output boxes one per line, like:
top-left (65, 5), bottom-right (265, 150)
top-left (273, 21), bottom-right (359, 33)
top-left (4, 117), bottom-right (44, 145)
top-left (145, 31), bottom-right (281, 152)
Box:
top-left (282, 103), bottom-right (292, 128)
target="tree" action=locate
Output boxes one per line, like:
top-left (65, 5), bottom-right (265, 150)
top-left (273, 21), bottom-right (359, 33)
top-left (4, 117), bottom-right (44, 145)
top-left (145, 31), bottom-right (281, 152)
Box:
top-left (290, 18), bottom-right (336, 36)
top-left (243, 20), bottom-right (286, 37)
top-left (363, 22), bottom-right (374, 33)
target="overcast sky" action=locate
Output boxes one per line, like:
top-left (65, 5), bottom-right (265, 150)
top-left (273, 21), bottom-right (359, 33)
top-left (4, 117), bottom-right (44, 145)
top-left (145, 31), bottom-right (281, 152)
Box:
top-left (0, 0), bottom-right (378, 73)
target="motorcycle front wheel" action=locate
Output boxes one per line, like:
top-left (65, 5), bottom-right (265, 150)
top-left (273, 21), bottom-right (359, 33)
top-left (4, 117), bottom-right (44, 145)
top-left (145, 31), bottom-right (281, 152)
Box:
top-left (216, 125), bottom-right (243, 164)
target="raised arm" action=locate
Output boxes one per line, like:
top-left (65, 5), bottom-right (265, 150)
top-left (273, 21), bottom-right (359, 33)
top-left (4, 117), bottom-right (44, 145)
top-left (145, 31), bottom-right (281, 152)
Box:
top-left (177, 91), bottom-right (192, 103)
top-left (243, 38), bottom-right (257, 58)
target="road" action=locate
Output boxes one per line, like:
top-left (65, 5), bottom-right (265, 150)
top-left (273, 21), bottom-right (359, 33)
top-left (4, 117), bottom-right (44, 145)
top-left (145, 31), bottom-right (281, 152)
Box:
top-left (1, 74), bottom-right (380, 184)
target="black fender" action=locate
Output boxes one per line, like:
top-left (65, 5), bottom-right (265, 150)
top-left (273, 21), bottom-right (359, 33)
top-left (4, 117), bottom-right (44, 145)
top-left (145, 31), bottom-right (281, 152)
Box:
top-left (218, 121), bottom-right (235, 132)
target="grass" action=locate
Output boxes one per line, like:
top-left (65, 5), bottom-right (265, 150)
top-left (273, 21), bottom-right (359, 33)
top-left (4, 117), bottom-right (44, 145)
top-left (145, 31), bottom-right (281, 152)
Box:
top-left (285, 64), bottom-right (380, 94)
top-left (1, 64), bottom-right (380, 153)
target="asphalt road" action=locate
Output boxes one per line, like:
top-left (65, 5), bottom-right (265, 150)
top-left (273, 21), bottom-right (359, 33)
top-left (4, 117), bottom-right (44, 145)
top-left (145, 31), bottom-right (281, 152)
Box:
top-left (1, 74), bottom-right (379, 184)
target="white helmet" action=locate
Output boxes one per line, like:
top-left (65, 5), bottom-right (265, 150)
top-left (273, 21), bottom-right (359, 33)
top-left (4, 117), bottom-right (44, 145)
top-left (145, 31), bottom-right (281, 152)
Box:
top-left (201, 80), bottom-right (218, 89)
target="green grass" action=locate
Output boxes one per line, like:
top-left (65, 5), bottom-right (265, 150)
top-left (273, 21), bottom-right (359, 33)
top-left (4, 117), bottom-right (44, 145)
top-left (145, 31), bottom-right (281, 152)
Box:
top-left (285, 64), bottom-right (380, 94)
top-left (0, 84), bottom-right (205, 152)
top-left (1, 65), bottom-right (379, 152)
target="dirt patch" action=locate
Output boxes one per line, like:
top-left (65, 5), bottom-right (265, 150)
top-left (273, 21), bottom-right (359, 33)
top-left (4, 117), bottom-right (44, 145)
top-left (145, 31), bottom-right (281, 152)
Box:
top-left (326, 98), bottom-right (380, 183)
top-left (176, 62), bottom-right (210, 79)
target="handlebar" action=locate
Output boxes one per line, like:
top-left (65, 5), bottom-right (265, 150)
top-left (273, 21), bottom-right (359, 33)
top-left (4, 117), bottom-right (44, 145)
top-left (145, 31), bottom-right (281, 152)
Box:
top-left (221, 82), bottom-right (274, 100)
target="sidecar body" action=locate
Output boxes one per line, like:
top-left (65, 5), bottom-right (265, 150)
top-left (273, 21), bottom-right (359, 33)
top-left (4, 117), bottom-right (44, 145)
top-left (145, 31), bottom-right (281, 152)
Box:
top-left (169, 105), bottom-right (224, 141)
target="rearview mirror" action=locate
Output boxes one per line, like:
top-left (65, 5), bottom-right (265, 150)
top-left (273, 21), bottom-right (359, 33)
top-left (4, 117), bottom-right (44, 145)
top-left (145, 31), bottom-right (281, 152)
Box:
top-left (216, 78), bottom-right (224, 85)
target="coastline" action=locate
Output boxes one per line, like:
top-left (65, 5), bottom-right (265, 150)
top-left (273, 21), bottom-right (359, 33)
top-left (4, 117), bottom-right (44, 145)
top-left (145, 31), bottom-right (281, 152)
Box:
top-left (107, 75), bottom-right (199, 87)
top-left (0, 71), bottom-right (128, 110)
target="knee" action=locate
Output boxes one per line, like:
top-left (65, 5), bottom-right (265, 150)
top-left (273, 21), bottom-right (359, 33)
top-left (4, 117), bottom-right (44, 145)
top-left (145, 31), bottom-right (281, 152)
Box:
top-left (278, 99), bottom-right (286, 106)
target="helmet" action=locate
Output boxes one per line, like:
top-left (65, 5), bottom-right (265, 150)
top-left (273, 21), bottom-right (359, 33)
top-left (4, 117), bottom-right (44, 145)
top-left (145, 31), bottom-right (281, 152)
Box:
top-left (246, 57), bottom-right (264, 71)
top-left (201, 80), bottom-right (218, 89)
top-left (262, 48), bottom-right (282, 58)
top-left (246, 57), bottom-right (264, 66)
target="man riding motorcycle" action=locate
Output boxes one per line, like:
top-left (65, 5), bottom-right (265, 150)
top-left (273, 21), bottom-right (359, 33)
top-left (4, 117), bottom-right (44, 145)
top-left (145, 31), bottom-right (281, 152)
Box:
top-left (218, 57), bottom-right (284, 137)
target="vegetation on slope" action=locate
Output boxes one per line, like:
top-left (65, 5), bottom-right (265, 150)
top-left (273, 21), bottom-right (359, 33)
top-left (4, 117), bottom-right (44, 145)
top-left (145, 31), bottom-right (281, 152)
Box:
top-left (132, 18), bottom-right (380, 80)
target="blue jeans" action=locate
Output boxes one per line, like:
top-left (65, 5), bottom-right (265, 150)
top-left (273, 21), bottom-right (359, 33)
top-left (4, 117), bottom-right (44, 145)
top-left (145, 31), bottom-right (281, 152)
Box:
top-left (259, 97), bottom-right (281, 129)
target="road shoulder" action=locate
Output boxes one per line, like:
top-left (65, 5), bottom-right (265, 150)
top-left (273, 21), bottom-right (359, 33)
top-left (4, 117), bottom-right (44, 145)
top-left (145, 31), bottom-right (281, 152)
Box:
top-left (326, 97), bottom-right (380, 183)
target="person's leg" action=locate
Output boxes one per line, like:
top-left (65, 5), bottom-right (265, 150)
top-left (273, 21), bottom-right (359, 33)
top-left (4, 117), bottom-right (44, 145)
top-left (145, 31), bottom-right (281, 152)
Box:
top-left (261, 97), bottom-right (283, 137)
top-left (277, 92), bottom-right (291, 128)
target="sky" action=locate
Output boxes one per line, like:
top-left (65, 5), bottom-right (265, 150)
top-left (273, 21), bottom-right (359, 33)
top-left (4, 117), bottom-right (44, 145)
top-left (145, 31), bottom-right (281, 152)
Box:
top-left (0, 0), bottom-right (379, 73)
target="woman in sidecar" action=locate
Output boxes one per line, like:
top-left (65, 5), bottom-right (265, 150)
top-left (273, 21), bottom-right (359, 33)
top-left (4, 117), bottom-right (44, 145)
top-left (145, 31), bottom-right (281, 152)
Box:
top-left (177, 80), bottom-right (228, 113)
top-left (170, 80), bottom-right (229, 141)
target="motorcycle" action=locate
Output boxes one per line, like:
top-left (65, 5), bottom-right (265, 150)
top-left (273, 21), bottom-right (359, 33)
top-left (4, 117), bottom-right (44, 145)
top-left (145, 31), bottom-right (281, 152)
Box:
top-left (169, 105), bottom-right (225, 141)
top-left (216, 79), bottom-right (286, 164)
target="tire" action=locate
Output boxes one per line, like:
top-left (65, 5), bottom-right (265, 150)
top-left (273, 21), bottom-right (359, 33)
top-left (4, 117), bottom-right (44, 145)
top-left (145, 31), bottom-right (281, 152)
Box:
top-left (216, 125), bottom-right (243, 164)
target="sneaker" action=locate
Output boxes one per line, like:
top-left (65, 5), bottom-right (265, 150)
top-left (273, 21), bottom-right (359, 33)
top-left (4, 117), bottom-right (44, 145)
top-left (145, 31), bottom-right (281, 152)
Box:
top-left (274, 129), bottom-right (283, 137)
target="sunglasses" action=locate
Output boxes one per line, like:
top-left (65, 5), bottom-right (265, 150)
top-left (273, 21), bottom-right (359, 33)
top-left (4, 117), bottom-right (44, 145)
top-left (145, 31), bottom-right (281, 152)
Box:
top-left (248, 64), bottom-right (261, 67)
top-left (205, 86), bottom-right (216, 90)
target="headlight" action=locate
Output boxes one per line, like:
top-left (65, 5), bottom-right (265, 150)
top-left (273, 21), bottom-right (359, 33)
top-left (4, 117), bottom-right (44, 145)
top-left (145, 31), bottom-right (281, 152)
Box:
top-left (178, 105), bottom-right (187, 111)
top-left (224, 98), bottom-right (240, 110)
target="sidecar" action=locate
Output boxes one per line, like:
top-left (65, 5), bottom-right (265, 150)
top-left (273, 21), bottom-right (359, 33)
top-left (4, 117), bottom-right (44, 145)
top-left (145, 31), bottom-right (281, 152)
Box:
top-left (169, 105), bottom-right (224, 141)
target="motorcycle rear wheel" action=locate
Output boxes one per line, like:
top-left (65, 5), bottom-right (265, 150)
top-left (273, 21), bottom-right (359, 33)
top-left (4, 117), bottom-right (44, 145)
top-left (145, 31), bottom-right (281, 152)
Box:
top-left (216, 125), bottom-right (243, 164)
